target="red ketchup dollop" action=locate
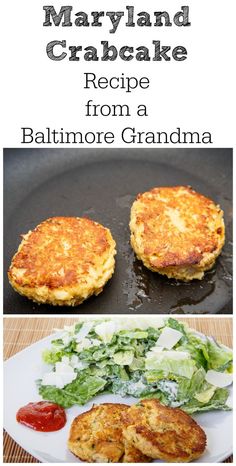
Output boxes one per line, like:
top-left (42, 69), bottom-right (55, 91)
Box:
top-left (16, 401), bottom-right (66, 432)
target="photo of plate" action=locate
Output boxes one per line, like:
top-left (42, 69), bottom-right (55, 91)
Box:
top-left (4, 329), bottom-right (233, 463)
top-left (4, 148), bottom-right (232, 314)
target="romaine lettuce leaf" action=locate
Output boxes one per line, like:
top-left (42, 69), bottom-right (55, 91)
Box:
top-left (74, 323), bottom-right (84, 334)
top-left (145, 357), bottom-right (196, 379)
top-left (145, 370), bottom-right (177, 384)
top-left (176, 340), bottom-right (208, 370)
top-left (129, 357), bottom-right (145, 371)
top-left (42, 348), bottom-right (64, 364)
top-left (38, 374), bottom-right (106, 408)
top-left (194, 386), bottom-right (216, 403)
top-left (111, 365), bottom-right (130, 381)
top-left (180, 334), bottom-right (233, 372)
top-left (182, 388), bottom-right (230, 414)
top-left (166, 318), bottom-right (187, 343)
top-left (118, 330), bottom-right (148, 339)
top-left (113, 351), bottom-right (134, 366)
top-left (142, 390), bottom-right (169, 405)
top-left (177, 368), bottom-right (206, 401)
top-left (146, 327), bottom-right (162, 341)
top-left (207, 337), bottom-right (233, 371)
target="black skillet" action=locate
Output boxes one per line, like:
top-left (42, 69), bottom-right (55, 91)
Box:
top-left (4, 148), bottom-right (232, 314)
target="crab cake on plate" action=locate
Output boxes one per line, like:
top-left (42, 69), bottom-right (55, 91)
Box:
top-left (8, 217), bottom-right (116, 306)
top-left (68, 403), bottom-right (149, 463)
top-left (122, 439), bottom-right (151, 463)
top-left (130, 186), bottom-right (225, 281)
top-left (68, 403), bottom-right (126, 463)
top-left (122, 399), bottom-right (207, 463)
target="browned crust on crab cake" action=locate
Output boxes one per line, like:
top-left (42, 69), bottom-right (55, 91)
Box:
top-left (122, 439), bottom-right (152, 463)
top-left (130, 186), bottom-right (225, 280)
top-left (67, 403), bottom-right (150, 463)
top-left (122, 399), bottom-right (207, 463)
top-left (8, 217), bottom-right (116, 306)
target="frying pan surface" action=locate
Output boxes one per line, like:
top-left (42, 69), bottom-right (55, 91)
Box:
top-left (4, 148), bottom-right (232, 314)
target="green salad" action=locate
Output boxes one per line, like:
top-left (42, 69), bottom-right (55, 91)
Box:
top-left (38, 318), bottom-right (233, 414)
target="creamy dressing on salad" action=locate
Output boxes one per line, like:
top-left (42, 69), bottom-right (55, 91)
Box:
top-left (157, 380), bottom-right (178, 401)
top-left (39, 318), bottom-right (233, 413)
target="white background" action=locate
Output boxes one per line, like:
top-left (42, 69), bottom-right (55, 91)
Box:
top-left (1, 0), bottom-right (236, 146)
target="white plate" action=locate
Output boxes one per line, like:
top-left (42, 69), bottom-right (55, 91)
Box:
top-left (4, 331), bottom-right (233, 463)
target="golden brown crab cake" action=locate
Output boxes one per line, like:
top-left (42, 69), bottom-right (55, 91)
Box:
top-left (130, 186), bottom-right (225, 281)
top-left (68, 403), bottom-right (151, 463)
top-left (68, 403), bottom-right (127, 463)
top-left (8, 217), bottom-right (116, 306)
top-left (122, 399), bottom-right (207, 463)
top-left (122, 439), bottom-right (151, 463)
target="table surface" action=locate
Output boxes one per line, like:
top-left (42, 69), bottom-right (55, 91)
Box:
top-left (3, 316), bottom-right (233, 463)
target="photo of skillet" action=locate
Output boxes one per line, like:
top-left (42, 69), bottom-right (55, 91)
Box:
top-left (4, 148), bottom-right (232, 314)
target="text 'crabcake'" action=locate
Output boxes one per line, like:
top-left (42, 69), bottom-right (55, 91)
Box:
top-left (8, 216), bottom-right (116, 306)
top-left (130, 186), bottom-right (225, 280)
top-left (68, 403), bottom-right (151, 463)
top-left (122, 399), bottom-right (207, 463)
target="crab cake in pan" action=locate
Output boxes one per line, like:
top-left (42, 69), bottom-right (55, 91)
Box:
top-left (122, 399), bottom-right (207, 463)
top-left (68, 403), bottom-right (150, 463)
top-left (8, 217), bottom-right (116, 306)
top-left (130, 186), bottom-right (225, 281)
